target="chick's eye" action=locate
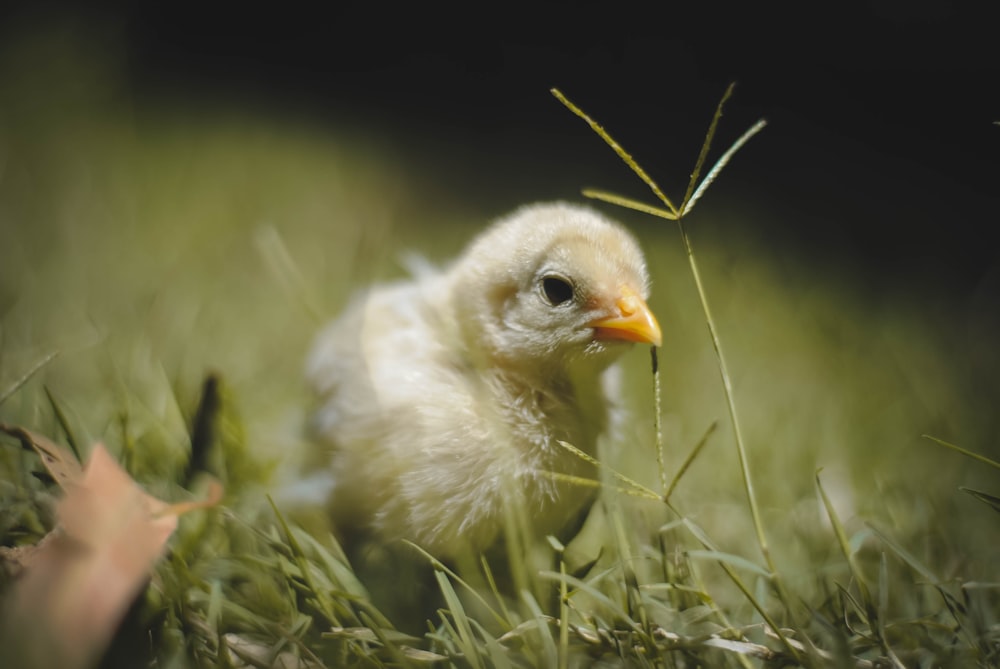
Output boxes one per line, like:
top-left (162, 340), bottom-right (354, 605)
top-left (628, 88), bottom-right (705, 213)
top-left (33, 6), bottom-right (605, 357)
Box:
top-left (541, 275), bottom-right (574, 306)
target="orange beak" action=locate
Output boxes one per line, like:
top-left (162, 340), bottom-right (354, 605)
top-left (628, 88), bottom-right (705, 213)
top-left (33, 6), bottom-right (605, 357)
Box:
top-left (589, 286), bottom-right (662, 347)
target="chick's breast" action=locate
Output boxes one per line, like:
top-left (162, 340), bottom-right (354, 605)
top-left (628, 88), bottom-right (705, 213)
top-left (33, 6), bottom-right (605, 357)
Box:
top-left (306, 202), bottom-right (660, 560)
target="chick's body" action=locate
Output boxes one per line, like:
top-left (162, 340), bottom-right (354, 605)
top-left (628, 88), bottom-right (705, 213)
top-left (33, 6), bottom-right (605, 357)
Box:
top-left (306, 202), bottom-right (660, 560)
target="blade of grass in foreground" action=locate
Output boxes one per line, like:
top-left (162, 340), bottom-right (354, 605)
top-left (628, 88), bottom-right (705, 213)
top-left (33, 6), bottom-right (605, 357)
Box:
top-left (923, 434), bottom-right (1000, 471)
top-left (817, 470), bottom-right (874, 619)
top-left (552, 86), bottom-right (773, 558)
top-left (435, 569), bottom-right (485, 669)
top-left (267, 495), bottom-right (341, 627)
top-left (43, 385), bottom-right (82, 461)
top-left (553, 439), bottom-right (661, 501)
top-left (678, 82), bottom-right (736, 214)
top-left (0, 350), bottom-right (59, 408)
top-left (959, 486), bottom-right (1000, 514)
top-left (552, 87), bottom-right (803, 656)
top-left (551, 88), bottom-right (679, 217)
top-left (651, 347), bottom-right (667, 496)
top-left (877, 553), bottom-right (907, 669)
top-left (664, 420), bottom-right (718, 502)
top-left (521, 589), bottom-right (559, 668)
top-left (403, 540), bottom-right (510, 631)
top-left (683, 118), bottom-right (768, 217)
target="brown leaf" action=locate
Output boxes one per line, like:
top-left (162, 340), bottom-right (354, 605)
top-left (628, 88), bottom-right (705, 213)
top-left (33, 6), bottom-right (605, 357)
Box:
top-left (0, 423), bottom-right (83, 487)
top-left (1, 442), bottom-right (223, 669)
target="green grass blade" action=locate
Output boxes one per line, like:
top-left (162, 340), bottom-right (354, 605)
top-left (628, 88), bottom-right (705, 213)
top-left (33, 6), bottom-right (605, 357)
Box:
top-left (266, 495), bottom-right (340, 627)
top-left (556, 553), bottom-right (569, 669)
top-left (607, 500), bottom-right (656, 652)
top-left (42, 385), bottom-right (81, 461)
top-left (680, 518), bottom-right (801, 662)
top-left (467, 617), bottom-right (514, 669)
top-left (435, 570), bottom-right (485, 669)
top-left (959, 486), bottom-right (1000, 513)
top-left (683, 550), bottom-right (771, 579)
top-left (877, 552), bottom-right (907, 669)
top-left (521, 590), bottom-right (558, 669)
top-left (357, 611), bottom-right (411, 666)
top-left (537, 570), bottom-right (638, 631)
top-left (403, 540), bottom-right (509, 630)
top-left (867, 523), bottom-right (938, 584)
top-left (479, 554), bottom-right (515, 628)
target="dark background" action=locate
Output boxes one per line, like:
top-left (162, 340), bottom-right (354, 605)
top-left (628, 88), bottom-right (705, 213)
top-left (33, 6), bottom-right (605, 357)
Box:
top-left (4, 2), bottom-right (999, 293)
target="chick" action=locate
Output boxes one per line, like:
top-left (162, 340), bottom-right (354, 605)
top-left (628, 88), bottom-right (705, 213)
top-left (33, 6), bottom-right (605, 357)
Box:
top-left (305, 202), bottom-right (661, 562)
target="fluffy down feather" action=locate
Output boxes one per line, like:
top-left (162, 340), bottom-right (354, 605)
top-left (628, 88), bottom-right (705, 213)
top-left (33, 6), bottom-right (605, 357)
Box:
top-left (305, 202), bottom-right (661, 560)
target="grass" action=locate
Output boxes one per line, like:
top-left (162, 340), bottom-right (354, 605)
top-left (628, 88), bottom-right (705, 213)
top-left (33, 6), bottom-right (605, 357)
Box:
top-left (2, 23), bottom-right (1000, 668)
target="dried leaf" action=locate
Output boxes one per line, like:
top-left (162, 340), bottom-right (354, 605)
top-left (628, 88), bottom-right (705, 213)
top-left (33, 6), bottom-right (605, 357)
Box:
top-left (0, 423), bottom-right (83, 487)
top-left (1, 442), bottom-right (222, 669)
top-left (224, 633), bottom-right (323, 669)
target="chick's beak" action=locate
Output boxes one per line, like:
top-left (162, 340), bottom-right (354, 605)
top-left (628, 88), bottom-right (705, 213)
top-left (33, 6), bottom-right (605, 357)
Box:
top-left (589, 286), bottom-right (663, 347)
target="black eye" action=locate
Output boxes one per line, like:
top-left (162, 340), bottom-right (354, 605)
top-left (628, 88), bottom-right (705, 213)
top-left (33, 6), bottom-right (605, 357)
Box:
top-left (541, 275), bottom-right (574, 306)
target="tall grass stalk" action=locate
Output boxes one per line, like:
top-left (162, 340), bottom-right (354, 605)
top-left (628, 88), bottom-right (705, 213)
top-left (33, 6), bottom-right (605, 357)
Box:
top-left (550, 87), bottom-right (800, 634)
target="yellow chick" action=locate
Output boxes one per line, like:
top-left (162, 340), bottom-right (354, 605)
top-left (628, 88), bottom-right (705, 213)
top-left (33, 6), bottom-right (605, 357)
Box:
top-left (305, 202), bottom-right (661, 562)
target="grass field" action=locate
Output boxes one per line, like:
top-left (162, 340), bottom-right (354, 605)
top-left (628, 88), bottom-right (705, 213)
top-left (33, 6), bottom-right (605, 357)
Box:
top-left (2, 24), bottom-right (999, 668)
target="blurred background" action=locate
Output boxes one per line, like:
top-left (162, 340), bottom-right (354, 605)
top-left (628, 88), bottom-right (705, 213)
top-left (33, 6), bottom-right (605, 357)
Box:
top-left (1, 2), bottom-right (999, 583)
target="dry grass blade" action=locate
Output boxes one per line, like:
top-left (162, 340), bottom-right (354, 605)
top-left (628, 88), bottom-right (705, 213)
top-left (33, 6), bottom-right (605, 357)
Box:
top-left (254, 225), bottom-right (325, 325)
top-left (923, 434), bottom-right (1000, 471)
top-left (0, 422), bottom-right (83, 486)
top-left (679, 82), bottom-right (735, 213)
top-left (540, 470), bottom-right (661, 501)
top-left (0, 350), bottom-right (59, 408)
top-left (581, 189), bottom-right (678, 220)
top-left (674, 222), bottom-right (776, 592)
top-left (551, 88), bottom-right (679, 215)
top-left (554, 87), bottom-right (785, 622)
top-left (650, 347), bottom-right (667, 497)
top-left (554, 440), bottom-right (660, 500)
top-left (664, 421), bottom-right (718, 502)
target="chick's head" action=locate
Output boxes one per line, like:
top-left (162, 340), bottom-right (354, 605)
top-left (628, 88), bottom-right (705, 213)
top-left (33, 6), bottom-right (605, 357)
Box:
top-left (450, 202), bottom-right (661, 377)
